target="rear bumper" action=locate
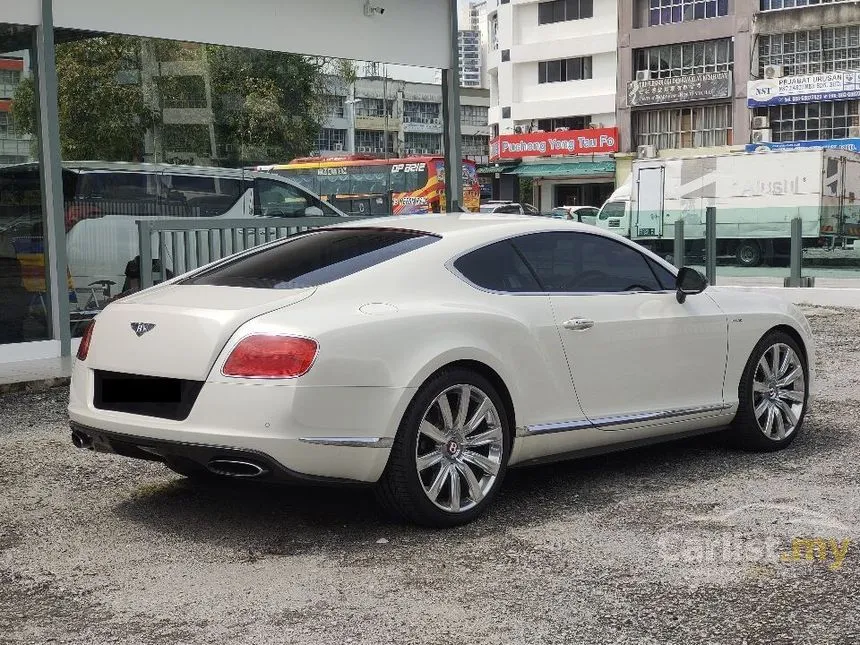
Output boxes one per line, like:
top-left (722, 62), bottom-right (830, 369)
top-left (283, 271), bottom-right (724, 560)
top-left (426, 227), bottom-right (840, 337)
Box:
top-left (69, 362), bottom-right (415, 483)
top-left (69, 422), bottom-right (365, 485)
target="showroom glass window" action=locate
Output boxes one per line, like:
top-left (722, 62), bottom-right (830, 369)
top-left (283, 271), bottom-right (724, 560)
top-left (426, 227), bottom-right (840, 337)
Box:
top-left (512, 232), bottom-right (667, 292)
top-left (0, 24), bottom-right (50, 346)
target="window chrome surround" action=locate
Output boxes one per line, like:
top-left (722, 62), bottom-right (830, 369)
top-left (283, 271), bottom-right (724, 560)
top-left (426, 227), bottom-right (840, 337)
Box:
top-left (445, 229), bottom-right (679, 297)
top-left (298, 436), bottom-right (394, 448)
top-left (517, 403), bottom-right (731, 437)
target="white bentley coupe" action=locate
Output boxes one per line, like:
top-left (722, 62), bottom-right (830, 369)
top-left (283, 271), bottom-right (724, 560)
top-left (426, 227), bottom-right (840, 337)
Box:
top-left (69, 214), bottom-right (814, 526)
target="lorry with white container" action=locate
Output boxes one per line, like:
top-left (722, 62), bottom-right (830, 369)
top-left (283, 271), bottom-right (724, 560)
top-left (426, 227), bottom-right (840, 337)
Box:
top-left (595, 148), bottom-right (860, 266)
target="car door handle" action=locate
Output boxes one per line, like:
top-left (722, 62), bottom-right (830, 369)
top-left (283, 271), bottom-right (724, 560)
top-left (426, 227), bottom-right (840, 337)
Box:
top-left (563, 318), bottom-right (594, 331)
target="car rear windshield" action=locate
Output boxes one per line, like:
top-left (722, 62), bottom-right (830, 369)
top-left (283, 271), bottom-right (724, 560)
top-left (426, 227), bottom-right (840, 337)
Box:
top-left (182, 228), bottom-right (438, 289)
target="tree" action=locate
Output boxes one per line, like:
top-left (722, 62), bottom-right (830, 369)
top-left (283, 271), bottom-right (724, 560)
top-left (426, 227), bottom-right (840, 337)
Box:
top-left (13, 35), bottom-right (330, 166)
top-left (205, 46), bottom-right (328, 166)
top-left (13, 35), bottom-right (158, 161)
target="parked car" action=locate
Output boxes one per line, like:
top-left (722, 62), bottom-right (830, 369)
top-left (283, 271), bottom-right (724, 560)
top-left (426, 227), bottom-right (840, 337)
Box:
top-left (551, 206), bottom-right (599, 225)
top-left (0, 162), bottom-right (347, 304)
top-left (69, 214), bottom-right (813, 527)
top-left (479, 201), bottom-right (540, 215)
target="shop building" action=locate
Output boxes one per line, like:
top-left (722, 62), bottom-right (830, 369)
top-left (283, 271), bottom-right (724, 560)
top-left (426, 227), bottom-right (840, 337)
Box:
top-left (484, 0), bottom-right (618, 208)
top-left (615, 0), bottom-right (755, 183)
top-left (746, 1), bottom-right (860, 154)
top-left (315, 79), bottom-right (490, 164)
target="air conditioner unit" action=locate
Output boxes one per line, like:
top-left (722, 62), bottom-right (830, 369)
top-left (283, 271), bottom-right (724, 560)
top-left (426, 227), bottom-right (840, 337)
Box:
top-left (849, 126), bottom-right (860, 138)
top-left (635, 70), bottom-right (652, 82)
top-left (752, 115), bottom-right (770, 130)
top-left (764, 65), bottom-right (784, 79)
top-left (554, 127), bottom-right (570, 132)
top-left (637, 144), bottom-right (657, 159)
top-left (751, 128), bottom-right (773, 144)
top-left (333, 142), bottom-right (343, 151)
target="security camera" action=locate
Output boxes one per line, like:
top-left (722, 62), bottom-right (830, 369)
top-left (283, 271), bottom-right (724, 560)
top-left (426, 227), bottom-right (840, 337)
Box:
top-left (363, 1), bottom-right (385, 16)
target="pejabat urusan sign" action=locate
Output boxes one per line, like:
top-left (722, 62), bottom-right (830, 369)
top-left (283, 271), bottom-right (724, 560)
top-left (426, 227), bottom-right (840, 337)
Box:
top-left (489, 128), bottom-right (618, 161)
top-left (748, 72), bottom-right (860, 107)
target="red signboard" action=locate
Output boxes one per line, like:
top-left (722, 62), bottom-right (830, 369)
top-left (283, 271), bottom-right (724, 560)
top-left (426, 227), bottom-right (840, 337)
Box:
top-left (490, 127), bottom-right (619, 161)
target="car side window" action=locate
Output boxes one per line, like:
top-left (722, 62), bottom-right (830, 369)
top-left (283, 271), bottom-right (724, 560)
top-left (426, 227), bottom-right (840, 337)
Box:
top-left (453, 241), bottom-right (541, 292)
top-left (646, 257), bottom-right (677, 290)
top-left (512, 232), bottom-right (663, 293)
top-left (598, 201), bottom-right (625, 220)
top-left (254, 178), bottom-right (339, 217)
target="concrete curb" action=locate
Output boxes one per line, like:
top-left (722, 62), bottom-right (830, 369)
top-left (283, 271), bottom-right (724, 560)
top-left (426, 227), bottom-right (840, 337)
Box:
top-left (0, 377), bottom-right (71, 396)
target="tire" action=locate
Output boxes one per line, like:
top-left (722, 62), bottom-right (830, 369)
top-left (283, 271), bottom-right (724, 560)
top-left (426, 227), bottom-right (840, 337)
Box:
top-left (736, 240), bottom-right (763, 267)
top-left (375, 368), bottom-right (512, 527)
top-left (731, 331), bottom-right (809, 451)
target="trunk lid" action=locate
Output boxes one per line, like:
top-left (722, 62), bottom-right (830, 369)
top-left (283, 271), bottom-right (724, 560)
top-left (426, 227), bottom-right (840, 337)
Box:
top-left (86, 284), bottom-right (315, 380)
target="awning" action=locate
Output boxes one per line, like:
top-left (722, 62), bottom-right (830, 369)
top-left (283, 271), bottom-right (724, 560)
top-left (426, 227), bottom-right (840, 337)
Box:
top-left (505, 161), bottom-right (615, 177)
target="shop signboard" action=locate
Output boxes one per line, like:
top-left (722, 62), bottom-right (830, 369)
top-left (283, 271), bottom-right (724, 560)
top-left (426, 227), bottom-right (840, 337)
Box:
top-left (745, 138), bottom-right (860, 153)
top-left (748, 71), bottom-right (860, 107)
top-left (489, 127), bottom-right (618, 161)
top-left (628, 71), bottom-right (732, 107)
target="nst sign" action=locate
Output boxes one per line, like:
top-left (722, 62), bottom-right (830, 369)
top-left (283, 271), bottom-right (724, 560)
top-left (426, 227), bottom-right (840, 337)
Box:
top-left (489, 128), bottom-right (618, 161)
top-left (748, 72), bottom-right (860, 107)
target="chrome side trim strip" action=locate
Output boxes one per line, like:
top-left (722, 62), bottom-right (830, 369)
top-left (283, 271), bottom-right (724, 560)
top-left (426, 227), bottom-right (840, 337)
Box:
top-left (519, 404), bottom-right (730, 437)
top-left (298, 437), bottom-right (394, 449)
top-left (519, 419), bottom-right (593, 436)
top-left (591, 404), bottom-right (729, 430)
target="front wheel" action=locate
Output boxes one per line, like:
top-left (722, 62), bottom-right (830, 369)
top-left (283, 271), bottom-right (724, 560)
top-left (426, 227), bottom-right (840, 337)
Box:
top-left (731, 331), bottom-right (809, 451)
top-left (736, 240), bottom-right (763, 267)
top-left (376, 369), bottom-right (511, 527)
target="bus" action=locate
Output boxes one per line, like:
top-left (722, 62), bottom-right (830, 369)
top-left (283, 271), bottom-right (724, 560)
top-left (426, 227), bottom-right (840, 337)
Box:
top-left (257, 155), bottom-right (481, 215)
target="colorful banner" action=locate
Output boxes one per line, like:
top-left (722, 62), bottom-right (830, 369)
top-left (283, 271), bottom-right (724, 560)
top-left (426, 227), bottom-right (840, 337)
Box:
top-left (489, 127), bottom-right (618, 161)
top-left (744, 138), bottom-right (860, 153)
top-left (747, 71), bottom-right (860, 107)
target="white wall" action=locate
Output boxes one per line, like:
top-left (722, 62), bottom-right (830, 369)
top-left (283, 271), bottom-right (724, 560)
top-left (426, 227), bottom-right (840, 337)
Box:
top-left (488, 0), bottom-right (618, 134)
top-left (52, 0), bottom-right (454, 69)
top-left (1, 0), bottom-right (40, 25)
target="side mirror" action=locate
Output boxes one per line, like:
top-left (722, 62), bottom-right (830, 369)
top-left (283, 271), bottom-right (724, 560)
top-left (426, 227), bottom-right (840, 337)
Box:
top-left (675, 267), bottom-right (708, 304)
top-left (304, 206), bottom-right (324, 217)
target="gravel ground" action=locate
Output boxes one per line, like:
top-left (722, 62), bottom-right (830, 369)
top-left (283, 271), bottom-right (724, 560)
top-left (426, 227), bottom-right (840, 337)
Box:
top-left (2, 307), bottom-right (859, 645)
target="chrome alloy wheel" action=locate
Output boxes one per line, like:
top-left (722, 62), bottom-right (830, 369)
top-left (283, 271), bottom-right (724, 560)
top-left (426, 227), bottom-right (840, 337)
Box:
top-left (415, 384), bottom-right (504, 513)
top-left (753, 343), bottom-right (806, 441)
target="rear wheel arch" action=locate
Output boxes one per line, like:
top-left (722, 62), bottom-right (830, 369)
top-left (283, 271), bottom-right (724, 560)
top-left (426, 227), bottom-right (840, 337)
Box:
top-left (431, 360), bottom-right (517, 438)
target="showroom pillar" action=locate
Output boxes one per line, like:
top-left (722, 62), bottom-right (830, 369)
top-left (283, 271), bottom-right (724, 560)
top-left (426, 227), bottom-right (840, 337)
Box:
top-left (35, 0), bottom-right (71, 356)
top-left (441, 0), bottom-right (463, 212)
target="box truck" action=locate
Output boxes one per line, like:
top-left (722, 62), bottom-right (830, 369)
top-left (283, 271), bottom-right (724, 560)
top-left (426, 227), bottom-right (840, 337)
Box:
top-left (595, 148), bottom-right (860, 266)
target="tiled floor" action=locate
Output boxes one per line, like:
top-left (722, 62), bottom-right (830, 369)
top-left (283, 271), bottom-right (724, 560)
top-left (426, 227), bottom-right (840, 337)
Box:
top-left (0, 356), bottom-right (73, 392)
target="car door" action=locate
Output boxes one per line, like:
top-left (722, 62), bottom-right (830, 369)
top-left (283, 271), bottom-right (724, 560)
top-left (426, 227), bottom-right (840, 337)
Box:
top-left (450, 238), bottom-right (589, 433)
top-left (512, 231), bottom-right (728, 427)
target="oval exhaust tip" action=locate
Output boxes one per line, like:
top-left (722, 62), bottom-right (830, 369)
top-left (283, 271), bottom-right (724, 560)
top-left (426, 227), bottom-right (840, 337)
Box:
top-left (207, 458), bottom-right (268, 478)
top-left (71, 430), bottom-right (92, 449)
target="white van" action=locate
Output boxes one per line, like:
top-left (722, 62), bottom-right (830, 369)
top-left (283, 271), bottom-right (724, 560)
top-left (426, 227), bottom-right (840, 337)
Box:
top-left (3, 162), bottom-right (346, 300)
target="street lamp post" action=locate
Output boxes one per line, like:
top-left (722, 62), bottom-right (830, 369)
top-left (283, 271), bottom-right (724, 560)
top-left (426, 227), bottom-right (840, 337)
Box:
top-left (345, 97), bottom-right (361, 154)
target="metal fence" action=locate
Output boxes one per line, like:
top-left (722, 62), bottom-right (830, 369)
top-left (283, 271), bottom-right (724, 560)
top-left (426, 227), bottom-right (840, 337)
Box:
top-left (136, 216), bottom-right (370, 289)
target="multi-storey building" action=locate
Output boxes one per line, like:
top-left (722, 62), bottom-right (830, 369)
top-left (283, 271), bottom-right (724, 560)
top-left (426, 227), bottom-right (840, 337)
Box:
top-left (0, 55), bottom-right (32, 165)
top-left (616, 0), bottom-right (755, 172)
top-left (314, 77), bottom-right (491, 164)
top-left (747, 1), bottom-right (860, 153)
top-left (458, 30), bottom-right (483, 88)
top-left (485, 0), bottom-right (619, 209)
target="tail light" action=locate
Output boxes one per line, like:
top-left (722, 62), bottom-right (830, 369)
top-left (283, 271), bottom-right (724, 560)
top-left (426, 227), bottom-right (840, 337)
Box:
top-left (76, 321), bottom-right (95, 361)
top-left (223, 335), bottom-right (318, 379)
